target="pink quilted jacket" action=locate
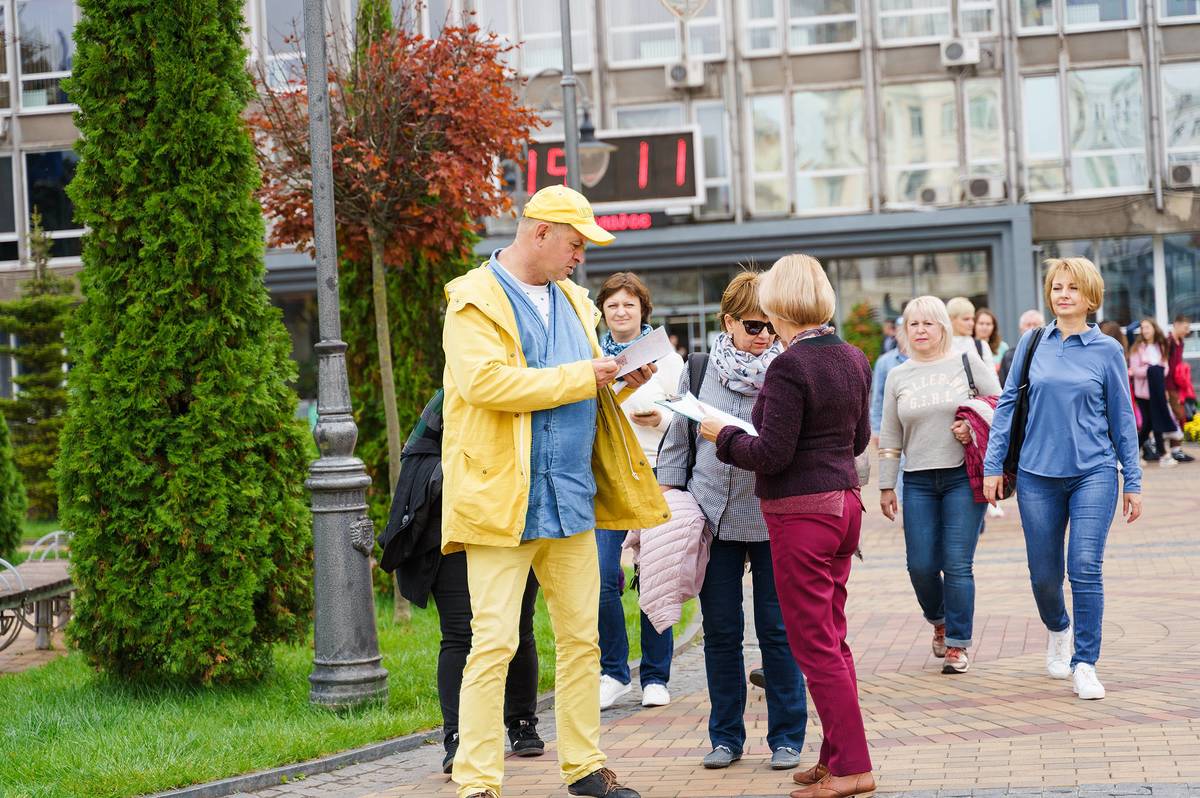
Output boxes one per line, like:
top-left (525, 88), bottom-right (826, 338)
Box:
top-left (623, 489), bottom-right (711, 634)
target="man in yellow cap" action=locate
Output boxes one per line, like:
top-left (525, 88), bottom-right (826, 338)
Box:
top-left (440, 185), bottom-right (670, 798)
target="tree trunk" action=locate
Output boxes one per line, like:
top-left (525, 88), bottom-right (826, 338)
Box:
top-left (367, 224), bottom-right (410, 624)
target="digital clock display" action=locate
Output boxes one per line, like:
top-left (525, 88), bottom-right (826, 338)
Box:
top-left (524, 127), bottom-right (704, 210)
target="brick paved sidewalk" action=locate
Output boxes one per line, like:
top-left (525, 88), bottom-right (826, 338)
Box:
top-left (237, 451), bottom-right (1200, 798)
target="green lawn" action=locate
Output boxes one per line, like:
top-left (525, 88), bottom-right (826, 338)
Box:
top-left (20, 519), bottom-right (60, 545)
top-left (0, 577), bottom-right (695, 798)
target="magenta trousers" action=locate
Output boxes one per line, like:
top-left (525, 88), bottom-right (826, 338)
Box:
top-left (764, 494), bottom-right (872, 776)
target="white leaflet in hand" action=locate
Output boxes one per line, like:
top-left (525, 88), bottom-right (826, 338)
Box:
top-left (655, 392), bottom-right (758, 436)
top-left (611, 326), bottom-right (674, 379)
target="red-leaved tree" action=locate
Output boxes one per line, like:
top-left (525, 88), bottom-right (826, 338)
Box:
top-left (249, 5), bottom-right (539, 494)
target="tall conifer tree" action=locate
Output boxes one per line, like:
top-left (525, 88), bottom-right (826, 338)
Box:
top-left (59, 0), bottom-right (313, 682)
top-left (0, 411), bottom-right (25, 559)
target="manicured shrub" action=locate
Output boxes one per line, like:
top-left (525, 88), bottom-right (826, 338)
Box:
top-left (0, 211), bottom-right (77, 520)
top-left (842, 301), bottom-right (884, 366)
top-left (0, 410), bottom-right (25, 560)
top-left (58, 0), bottom-right (313, 682)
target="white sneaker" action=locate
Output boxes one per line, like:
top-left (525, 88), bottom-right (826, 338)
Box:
top-left (641, 683), bottom-right (670, 707)
top-left (1046, 624), bottom-right (1072, 679)
top-left (1073, 663), bottom-right (1106, 699)
top-left (599, 675), bottom-right (631, 710)
top-left (986, 504), bottom-right (1005, 518)
top-left (1160, 456), bottom-right (1178, 469)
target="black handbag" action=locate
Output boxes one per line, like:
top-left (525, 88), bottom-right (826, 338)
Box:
top-left (1001, 326), bottom-right (1048, 499)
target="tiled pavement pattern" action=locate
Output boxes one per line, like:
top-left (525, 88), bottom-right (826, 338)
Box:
top-left (0, 612), bottom-right (63, 673)
top-left (236, 446), bottom-right (1200, 798)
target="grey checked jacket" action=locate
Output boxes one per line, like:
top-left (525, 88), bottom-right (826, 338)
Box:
top-left (655, 357), bottom-right (770, 543)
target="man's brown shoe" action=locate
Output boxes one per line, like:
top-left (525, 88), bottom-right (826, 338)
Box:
top-left (465, 792), bottom-right (498, 798)
top-left (789, 771), bottom-right (876, 798)
top-left (792, 763), bottom-right (830, 785)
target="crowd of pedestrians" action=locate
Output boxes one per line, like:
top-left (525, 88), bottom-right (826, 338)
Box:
top-left (382, 185), bottom-right (1192, 798)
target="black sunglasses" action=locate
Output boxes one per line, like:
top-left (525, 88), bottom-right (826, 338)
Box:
top-left (738, 319), bottom-right (776, 337)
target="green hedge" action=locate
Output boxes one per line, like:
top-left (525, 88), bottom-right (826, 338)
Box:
top-left (0, 410), bottom-right (25, 559)
top-left (56, 0), bottom-right (312, 682)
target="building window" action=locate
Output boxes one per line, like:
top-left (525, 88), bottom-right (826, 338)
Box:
top-left (694, 100), bottom-right (732, 215)
top-left (792, 88), bottom-right (868, 212)
top-left (0, 3), bottom-right (10, 111)
top-left (1165, 234), bottom-right (1200, 322)
top-left (614, 103), bottom-right (685, 130)
top-left (1019, 0), bottom-right (1138, 31)
top-left (1040, 237), bottom-right (1154, 324)
top-left (515, 0), bottom-right (591, 74)
top-left (1021, 67), bottom-right (1146, 196)
top-left (960, 0), bottom-right (997, 33)
top-left (749, 95), bottom-right (788, 214)
top-left (744, 0), bottom-right (859, 52)
top-left (607, 0), bottom-right (723, 67)
top-left (1022, 75), bottom-right (1065, 193)
top-left (25, 150), bottom-right (82, 259)
top-left (16, 0), bottom-right (76, 109)
top-left (877, 0), bottom-right (950, 44)
top-left (1068, 67), bottom-right (1146, 193)
top-left (1161, 0), bottom-right (1200, 21)
top-left (0, 156), bottom-right (17, 263)
top-left (1163, 62), bottom-right (1200, 172)
top-left (882, 81), bottom-right (958, 203)
top-left (966, 78), bottom-right (1004, 177)
top-left (262, 0), bottom-right (305, 89)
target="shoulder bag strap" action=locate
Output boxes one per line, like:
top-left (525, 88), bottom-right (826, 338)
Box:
top-left (685, 353), bottom-right (710, 482)
top-left (961, 353), bottom-right (978, 398)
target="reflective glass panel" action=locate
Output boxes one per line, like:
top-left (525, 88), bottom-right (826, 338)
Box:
top-left (1067, 67), bottom-right (1146, 191)
top-left (793, 89), bottom-right (866, 172)
top-left (1020, 0), bottom-right (1055, 26)
top-left (966, 78), bottom-right (1003, 163)
top-left (882, 82), bottom-right (957, 168)
top-left (264, 0), bottom-right (304, 54)
top-left (0, 157), bottom-right (13, 235)
top-left (615, 104), bottom-right (686, 130)
top-left (1161, 0), bottom-right (1199, 17)
top-left (1023, 76), bottom-right (1062, 158)
top-left (25, 150), bottom-right (81, 233)
top-left (1165, 234), bottom-right (1200, 322)
top-left (752, 95), bottom-right (786, 173)
top-left (696, 103), bottom-right (729, 179)
top-left (1163, 63), bottom-right (1200, 155)
top-left (17, 0), bottom-right (74, 75)
top-left (1064, 0), bottom-right (1136, 25)
top-left (829, 256), bottom-right (914, 327)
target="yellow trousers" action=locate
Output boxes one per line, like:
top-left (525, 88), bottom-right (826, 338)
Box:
top-left (453, 531), bottom-right (605, 798)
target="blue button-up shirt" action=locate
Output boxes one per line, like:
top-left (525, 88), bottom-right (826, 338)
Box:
top-left (983, 321), bottom-right (1142, 493)
top-left (488, 253), bottom-right (598, 540)
top-left (870, 348), bottom-right (909, 434)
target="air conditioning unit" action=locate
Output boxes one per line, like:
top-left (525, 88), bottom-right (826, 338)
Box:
top-left (963, 176), bottom-right (1007, 201)
top-left (1168, 162), bottom-right (1200, 188)
top-left (940, 38), bottom-right (981, 68)
top-left (665, 60), bottom-right (704, 90)
top-left (918, 186), bottom-right (950, 205)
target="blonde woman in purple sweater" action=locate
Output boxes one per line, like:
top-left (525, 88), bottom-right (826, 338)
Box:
top-left (700, 254), bottom-right (874, 798)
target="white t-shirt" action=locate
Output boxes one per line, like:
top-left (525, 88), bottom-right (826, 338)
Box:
top-left (493, 261), bottom-right (550, 325)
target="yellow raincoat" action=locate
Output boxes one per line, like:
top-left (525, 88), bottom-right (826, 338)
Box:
top-left (440, 265), bottom-right (670, 553)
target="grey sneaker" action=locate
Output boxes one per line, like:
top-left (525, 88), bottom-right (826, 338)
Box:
top-left (771, 746), bottom-right (802, 770)
top-left (702, 745), bottom-right (741, 769)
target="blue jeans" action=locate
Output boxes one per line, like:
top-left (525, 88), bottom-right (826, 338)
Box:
top-left (596, 529), bottom-right (673, 687)
top-left (1016, 468), bottom-right (1118, 667)
top-left (698, 538), bottom-right (807, 754)
top-left (901, 466), bottom-right (986, 648)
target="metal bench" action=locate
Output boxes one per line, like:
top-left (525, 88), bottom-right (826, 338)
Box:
top-left (0, 531), bottom-right (72, 652)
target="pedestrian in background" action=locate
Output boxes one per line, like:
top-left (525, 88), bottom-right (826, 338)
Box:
top-left (999, 310), bottom-right (1046, 387)
top-left (984, 257), bottom-right (1142, 702)
top-left (974, 307), bottom-right (1008, 371)
top-left (702, 255), bottom-right (876, 798)
top-left (870, 317), bottom-right (908, 500)
top-left (1165, 314), bottom-right (1196, 462)
top-left (595, 272), bottom-right (685, 710)
top-left (878, 296), bottom-right (1001, 675)
top-left (1129, 318), bottom-right (1178, 469)
top-left (657, 270), bottom-right (809, 773)
top-left (441, 185), bottom-right (667, 798)
top-left (947, 296), bottom-right (984, 358)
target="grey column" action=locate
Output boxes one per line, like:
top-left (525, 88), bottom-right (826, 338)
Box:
top-left (302, 0), bottom-right (389, 708)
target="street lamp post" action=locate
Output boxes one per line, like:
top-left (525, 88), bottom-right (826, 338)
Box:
top-left (302, 0), bottom-right (389, 709)
top-left (557, 0), bottom-right (589, 284)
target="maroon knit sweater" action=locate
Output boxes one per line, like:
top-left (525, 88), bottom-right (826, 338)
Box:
top-left (715, 334), bottom-right (872, 499)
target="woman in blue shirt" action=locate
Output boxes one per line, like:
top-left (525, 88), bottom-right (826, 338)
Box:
top-left (982, 257), bottom-right (1142, 702)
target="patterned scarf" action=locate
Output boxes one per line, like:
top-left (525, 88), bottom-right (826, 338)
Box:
top-left (711, 332), bottom-right (783, 397)
top-left (600, 323), bottom-right (653, 357)
top-left (789, 325), bottom-right (836, 347)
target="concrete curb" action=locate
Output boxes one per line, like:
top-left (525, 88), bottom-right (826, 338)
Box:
top-left (146, 609), bottom-right (705, 798)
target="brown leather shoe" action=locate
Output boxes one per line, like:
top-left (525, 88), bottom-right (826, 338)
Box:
top-left (465, 792), bottom-right (498, 798)
top-left (792, 762), bottom-right (830, 785)
top-left (789, 771), bottom-right (876, 798)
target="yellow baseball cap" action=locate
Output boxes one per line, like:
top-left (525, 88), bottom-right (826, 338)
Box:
top-left (523, 185), bottom-right (615, 246)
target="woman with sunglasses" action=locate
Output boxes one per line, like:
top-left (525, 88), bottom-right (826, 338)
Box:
top-left (657, 271), bottom-right (809, 773)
